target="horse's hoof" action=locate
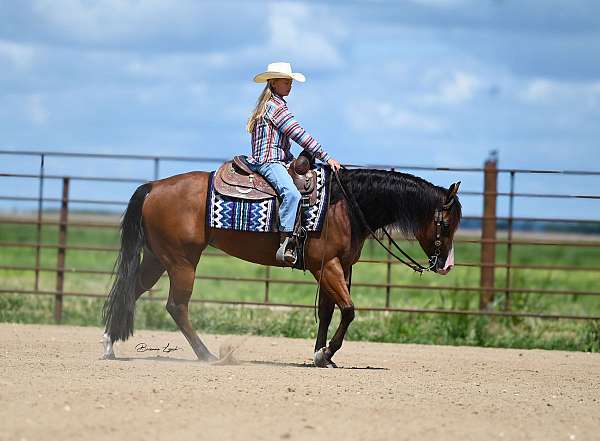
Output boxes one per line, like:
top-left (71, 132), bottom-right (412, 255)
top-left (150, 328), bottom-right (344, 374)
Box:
top-left (203, 352), bottom-right (219, 363)
top-left (101, 333), bottom-right (115, 360)
top-left (314, 347), bottom-right (336, 368)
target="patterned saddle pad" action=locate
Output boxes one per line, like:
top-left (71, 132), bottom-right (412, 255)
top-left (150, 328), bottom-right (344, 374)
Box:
top-left (207, 165), bottom-right (330, 233)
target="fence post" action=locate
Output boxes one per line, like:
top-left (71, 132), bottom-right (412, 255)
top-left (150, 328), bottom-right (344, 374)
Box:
top-left (479, 157), bottom-right (497, 310)
top-left (264, 265), bottom-right (270, 303)
top-left (55, 177), bottom-right (69, 323)
top-left (35, 153), bottom-right (45, 290)
top-left (153, 157), bottom-right (160, 180)
top-left (504, 171), bottom-right (516, 310)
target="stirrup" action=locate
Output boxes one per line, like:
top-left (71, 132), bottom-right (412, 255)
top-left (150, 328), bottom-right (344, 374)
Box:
top-left (276, 237), bottom-right (297, 265)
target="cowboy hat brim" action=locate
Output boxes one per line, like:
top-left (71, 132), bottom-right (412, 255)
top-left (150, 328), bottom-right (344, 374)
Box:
top-left (253, 71), bottom-right (306, 83)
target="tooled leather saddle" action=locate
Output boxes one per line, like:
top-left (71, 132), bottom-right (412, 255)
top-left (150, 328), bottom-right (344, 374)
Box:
top-left (214, 153), bottom-right (319, 205)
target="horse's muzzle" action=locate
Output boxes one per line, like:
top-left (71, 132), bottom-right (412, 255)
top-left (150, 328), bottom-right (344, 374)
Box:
top-left (436, 246), bottom-right (454, 275)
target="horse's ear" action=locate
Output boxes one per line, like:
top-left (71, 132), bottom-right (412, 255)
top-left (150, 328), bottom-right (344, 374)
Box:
top-left (445, 181), bottom-right (461, 206)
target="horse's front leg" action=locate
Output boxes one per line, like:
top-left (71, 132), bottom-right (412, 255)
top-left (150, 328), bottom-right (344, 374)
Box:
top-left (312, 258), bottom-right (354, 368)
top-left (314, 290), bottom-right (335, 358)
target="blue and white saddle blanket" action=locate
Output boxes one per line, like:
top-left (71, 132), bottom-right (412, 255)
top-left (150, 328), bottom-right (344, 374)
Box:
top-left (207, 165), bottom-right (330, 233)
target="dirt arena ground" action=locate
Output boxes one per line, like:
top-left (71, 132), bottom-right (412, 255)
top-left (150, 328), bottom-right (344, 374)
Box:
top-left (1, 323), bottom-right (598, 441)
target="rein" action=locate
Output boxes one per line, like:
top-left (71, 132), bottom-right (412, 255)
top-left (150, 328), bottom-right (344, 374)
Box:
top-left (333, 169), bottom-right (445, 274)
top-left (313, 167), bottom-right (334, 322)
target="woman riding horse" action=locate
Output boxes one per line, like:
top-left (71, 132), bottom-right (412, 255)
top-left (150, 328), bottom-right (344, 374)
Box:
top-left (246, 62), bottom-right (341, 264)
top-left (101, 65), bottom-right (462, 367)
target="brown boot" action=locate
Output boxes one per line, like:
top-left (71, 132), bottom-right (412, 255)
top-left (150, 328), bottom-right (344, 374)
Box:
top-left (276, 232), bottom-right (297, 265)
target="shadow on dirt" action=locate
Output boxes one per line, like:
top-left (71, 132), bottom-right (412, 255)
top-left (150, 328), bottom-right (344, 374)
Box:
top-left (103, 356), bottom-right (387, 370)
top-left (246, 360), bottom-right (389, 370)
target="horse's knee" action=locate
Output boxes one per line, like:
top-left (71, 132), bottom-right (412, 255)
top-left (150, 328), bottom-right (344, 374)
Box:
top-left (340, 305), bottom-right (355, 324)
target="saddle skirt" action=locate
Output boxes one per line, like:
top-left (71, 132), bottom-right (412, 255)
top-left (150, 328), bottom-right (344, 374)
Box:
top-left (207, 161), bottom-right (330, 234)
top-left (214, 155), bottom-right (318, 205)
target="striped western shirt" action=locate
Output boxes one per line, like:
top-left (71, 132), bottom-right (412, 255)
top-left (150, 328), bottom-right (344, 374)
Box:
top-left (248, 93), bottom-right (330, 165)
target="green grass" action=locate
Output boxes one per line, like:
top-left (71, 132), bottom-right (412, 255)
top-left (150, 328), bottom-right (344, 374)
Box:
top-left (1, 221), bottom-right (599, 352)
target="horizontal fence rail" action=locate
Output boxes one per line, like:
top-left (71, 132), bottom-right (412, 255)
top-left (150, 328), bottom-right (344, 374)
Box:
top-left (1, 288), bottom-right (597, 321)
top-left (1, 149), bottom-right (599, 322)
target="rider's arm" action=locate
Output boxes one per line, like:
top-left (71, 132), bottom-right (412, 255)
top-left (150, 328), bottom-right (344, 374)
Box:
top-left (268, 105), bottom-right (330, 163)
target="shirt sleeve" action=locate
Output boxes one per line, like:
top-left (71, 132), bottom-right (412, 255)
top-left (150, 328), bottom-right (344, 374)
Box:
top-left (268, 104), bottom-right (330, 163)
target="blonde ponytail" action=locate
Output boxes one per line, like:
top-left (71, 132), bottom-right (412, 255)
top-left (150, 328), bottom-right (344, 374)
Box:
top-left (246, 83), bottom-right (273, 133)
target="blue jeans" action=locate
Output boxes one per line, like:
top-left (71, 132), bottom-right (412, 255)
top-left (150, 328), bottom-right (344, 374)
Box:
top-left (249, 162), bottom-right (301, 232)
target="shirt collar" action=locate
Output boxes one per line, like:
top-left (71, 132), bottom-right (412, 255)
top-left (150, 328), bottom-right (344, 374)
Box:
top-left (271, 92), bottom-right (287, 104)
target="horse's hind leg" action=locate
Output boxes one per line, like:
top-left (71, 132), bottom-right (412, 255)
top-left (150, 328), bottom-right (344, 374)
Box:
top-left (135, 248), bottom-right (165, 300)
top-left (102, 249), bottom-right (165, 359)
top-left (165, 259), bottom-right (216, 362)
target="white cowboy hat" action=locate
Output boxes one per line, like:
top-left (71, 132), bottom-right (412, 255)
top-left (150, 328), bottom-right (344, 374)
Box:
top-left (253, 62), bottom-right (306, 83)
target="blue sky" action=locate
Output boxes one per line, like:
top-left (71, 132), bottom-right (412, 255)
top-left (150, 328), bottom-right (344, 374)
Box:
top-left (1, 0), bottom-right (599, 218)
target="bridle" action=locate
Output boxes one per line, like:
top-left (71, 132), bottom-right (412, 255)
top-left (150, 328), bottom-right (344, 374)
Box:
top-left (428, 198), bottom-right (455, 271)
top-left (333, 169), bottom-right (455, 274)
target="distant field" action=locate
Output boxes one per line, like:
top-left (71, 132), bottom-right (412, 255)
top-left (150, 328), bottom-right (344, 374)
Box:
top-left (1, 216), bottom-right (599, 351)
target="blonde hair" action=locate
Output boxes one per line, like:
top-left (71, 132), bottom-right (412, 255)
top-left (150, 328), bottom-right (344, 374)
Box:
top-left (246, 82), bottom-right (273, 133)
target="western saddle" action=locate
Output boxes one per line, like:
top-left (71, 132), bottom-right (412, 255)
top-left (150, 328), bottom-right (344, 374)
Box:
top-left (213, 154), bottom-right (319, 205)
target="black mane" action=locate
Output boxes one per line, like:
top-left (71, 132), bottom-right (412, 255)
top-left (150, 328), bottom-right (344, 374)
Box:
top-left (330, 168), bottom-right (461, 245)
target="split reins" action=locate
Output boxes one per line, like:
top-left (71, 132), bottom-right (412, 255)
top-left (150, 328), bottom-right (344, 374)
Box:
top-left (332, 168), bottom-right (451, 274)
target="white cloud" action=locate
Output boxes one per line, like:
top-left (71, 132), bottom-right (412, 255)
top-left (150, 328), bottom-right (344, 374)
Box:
top-left (110, 1), bottom-right (348, 84)
top-left (31, 0), bottom-right (192, 42)
top-left (522, 78), bottom-right (600, 108)
top-left (408, 0), bottom-right (468, 8)
top-left (0, 40), bottom-right (36, 70)
top-left (124, 52), bottom-right (228, 80)
top-left (522, 79), bottom-right (558, 102)
top-left (424, 71), bottom-right (481, 105)
top-left (346, 101), bottom-right (443, 132)
top-left (27, 0), bottom-right (262, 52)
top-left (266, 2), bottom-right (346, 69)
top-left (25, 94), bottom-right (49, 125)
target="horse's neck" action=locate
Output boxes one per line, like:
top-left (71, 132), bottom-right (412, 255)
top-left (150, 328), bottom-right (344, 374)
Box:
top-left (354, 182), bottom-right (438, 234)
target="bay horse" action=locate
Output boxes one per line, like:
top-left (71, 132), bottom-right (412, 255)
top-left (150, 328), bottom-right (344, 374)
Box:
top-left (102, 167), bottom-right (461, 367)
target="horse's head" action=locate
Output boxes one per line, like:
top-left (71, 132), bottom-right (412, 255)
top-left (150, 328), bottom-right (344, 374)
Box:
top-left (415, 181), bottom-right (462, 275)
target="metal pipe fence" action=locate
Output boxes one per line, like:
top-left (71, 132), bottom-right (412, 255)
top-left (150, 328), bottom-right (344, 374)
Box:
top-left (1, 149), bottom-right (599, 322)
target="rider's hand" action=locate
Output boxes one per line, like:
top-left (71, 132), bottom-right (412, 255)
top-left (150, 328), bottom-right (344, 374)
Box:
top-left (327, 158), bottom-right (341, 172)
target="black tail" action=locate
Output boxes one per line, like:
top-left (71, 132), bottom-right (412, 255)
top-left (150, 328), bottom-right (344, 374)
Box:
top-left (102, 183), bottom-right (152, 342)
